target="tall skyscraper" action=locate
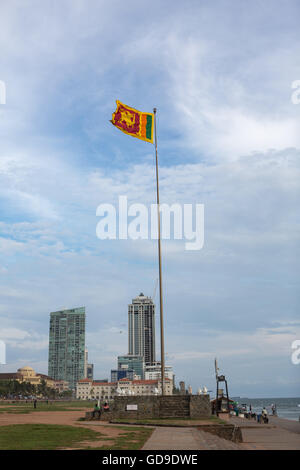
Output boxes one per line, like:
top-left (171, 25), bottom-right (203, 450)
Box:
top-left (48, 307), bottom-right (85, 389)
top-left (128, 293), bottom-right (155, 364)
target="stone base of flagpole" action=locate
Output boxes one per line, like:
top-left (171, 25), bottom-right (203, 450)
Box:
top-left (92, 395), bottom-right (212, 420)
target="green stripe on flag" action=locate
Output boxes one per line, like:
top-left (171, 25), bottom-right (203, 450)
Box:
top-left (146, 114), bottom-right (153, 140)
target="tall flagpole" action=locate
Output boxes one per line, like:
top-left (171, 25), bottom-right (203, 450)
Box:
top-left (153, 108), bottom-right (165, 396)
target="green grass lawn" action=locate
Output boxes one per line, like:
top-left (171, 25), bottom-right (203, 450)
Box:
top-left (0, 424), bottom-right (153, 450)
top-left (0, 423), bottom-right (154, 450)
top-left (0, 424), bottom-right (101, 450)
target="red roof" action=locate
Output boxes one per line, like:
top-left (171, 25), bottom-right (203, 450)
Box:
top-left (132, 378), bottom-right (171, 385)
top-left (37, 373), bottom-right (54, 380)
top-left (92, 382), bottom-right (117, 386)
top-left (118, 378), bottom-right (171, 385)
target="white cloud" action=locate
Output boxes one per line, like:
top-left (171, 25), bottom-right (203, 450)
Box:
top-left (0, 237), bottom-right (25, 255)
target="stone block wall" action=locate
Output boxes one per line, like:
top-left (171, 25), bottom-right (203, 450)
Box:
top-left (190, 395), bottom-right (211, 418)
top-left (102, 395), bottom-right (211, 420)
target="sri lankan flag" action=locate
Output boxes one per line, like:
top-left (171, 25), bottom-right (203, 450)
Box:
top-left (111, 100), bottom-right (154, 143)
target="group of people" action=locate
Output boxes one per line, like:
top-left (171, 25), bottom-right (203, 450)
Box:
top-left (92, 401), bottom-right (110, 419)
top-left (257, 404), bottom-right (277, 423)
top-left (233, 404), bottom-right (275, 424)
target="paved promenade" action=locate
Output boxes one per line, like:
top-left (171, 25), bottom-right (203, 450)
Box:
top-left (142, 426), bottom-right (242, 450)
top-left (142, 417), bottom-right (300, 450)
top-left (269, 416), bottom-right (300, 434)
top-left (226, 416), bottom-right (300, 450)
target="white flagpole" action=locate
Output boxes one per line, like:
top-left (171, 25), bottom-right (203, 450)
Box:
top-left (153, 108), bottom-right (165, 396)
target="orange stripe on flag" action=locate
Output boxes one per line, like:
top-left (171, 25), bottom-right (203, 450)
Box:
top-left (140, 114), bottom-right (148, 139)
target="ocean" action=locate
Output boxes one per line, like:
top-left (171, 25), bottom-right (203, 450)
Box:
top-left (231, 397), bottom-right (300, 421)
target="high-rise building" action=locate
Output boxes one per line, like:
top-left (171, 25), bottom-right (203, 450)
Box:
top-left (117, 354), bottom-right (145, 379)
top-left (110, 368), bottom-right (135, 382)
top-left (84, 348), bottom-right (94, 380)
top-left (84, 348), bottom-right (88, 378)
top-left (128, 293), bottom-right (155, 364)
top-left (86, 363), bottom-right (94, 380)
top-left (48, 307), bottom-right (86, 390)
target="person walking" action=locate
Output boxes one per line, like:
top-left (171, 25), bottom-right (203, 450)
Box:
top-left (33, 399), bottom-right (37, 409)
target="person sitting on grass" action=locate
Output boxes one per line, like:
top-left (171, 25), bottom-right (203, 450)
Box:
top-left (92, 402), bottom-right (101, 419)
top-left (103, 402), bottom-right (110, 412)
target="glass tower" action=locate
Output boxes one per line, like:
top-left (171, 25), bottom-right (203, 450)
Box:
top-left (48, 307), bottom-right (85, 389)
top-left (128, 293), bottom-right (155, 364)
top-left (117, 354), bottom-right (145, 379)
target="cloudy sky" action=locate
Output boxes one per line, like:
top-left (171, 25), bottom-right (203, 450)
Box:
top-left (0, 0), bottom-right (300, 397)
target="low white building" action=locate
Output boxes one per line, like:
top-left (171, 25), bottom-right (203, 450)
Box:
top-left (76, 377), bottom-right (172, 400)
top-left (53, 380), bottom-right (70, 393)
top-left (76, 379), bottom-right (116, 401)
top-left (144, 362), bottom-right (174, 383)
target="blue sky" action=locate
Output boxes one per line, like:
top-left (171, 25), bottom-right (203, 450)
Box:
top-left (0, 0), bottom-right (300, 397)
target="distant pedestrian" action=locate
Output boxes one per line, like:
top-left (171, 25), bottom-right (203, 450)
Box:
top-left (262, 407), bottom-right (268, 424)
top-left (33, 399), bottom-right (37, 409)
